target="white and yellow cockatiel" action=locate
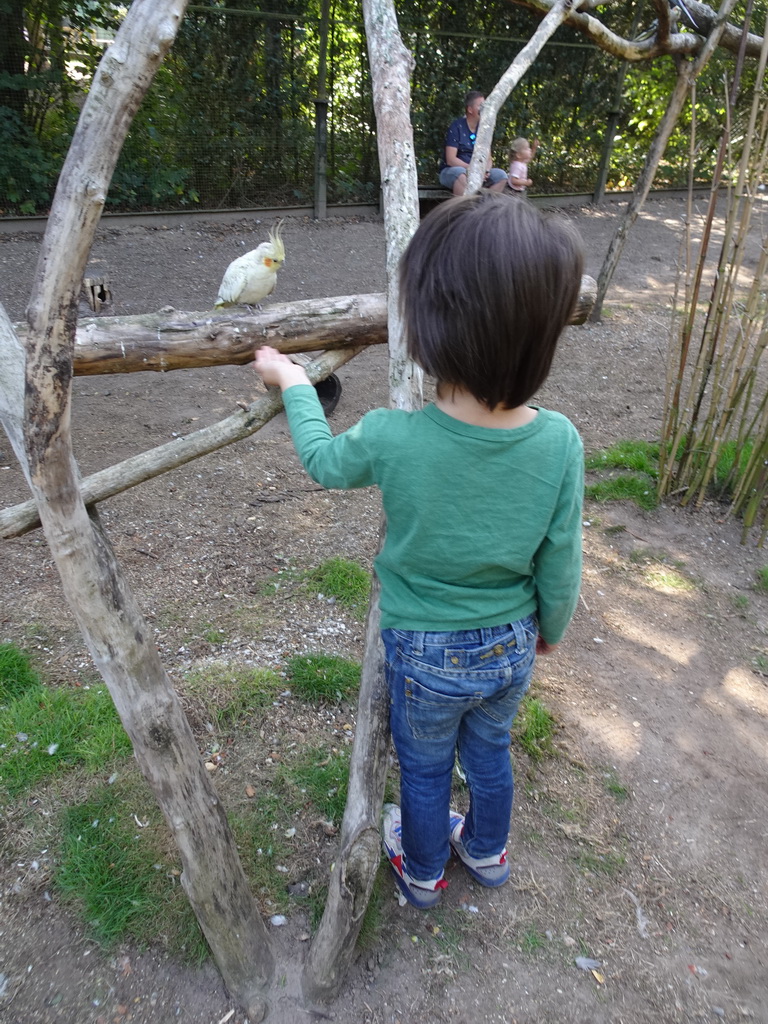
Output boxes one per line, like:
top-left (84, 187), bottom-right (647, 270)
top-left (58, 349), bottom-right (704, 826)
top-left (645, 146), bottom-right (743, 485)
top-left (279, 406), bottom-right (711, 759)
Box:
top-left (214, 222), bottom-right (285, 309)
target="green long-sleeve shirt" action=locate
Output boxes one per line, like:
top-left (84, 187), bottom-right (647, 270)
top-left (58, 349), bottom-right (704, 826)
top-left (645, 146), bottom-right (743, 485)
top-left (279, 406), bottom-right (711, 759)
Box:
top-left (282, 385), bottom-right (583, 643)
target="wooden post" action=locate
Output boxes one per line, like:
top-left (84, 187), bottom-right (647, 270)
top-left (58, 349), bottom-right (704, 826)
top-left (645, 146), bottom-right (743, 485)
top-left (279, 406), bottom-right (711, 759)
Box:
top-left (1, 3), bottom-right (276, 1017)
top-left (313, 0), bottom-right (331, 220)
top-left (301, 0), bottom-right (421, 1003)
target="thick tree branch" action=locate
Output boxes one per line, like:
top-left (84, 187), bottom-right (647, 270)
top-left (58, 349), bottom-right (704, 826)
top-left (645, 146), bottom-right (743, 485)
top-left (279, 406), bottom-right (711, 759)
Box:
top-left (302, 0), bottom-right (421, 1003)
top-left (510, 0), bottom-right (762, 59)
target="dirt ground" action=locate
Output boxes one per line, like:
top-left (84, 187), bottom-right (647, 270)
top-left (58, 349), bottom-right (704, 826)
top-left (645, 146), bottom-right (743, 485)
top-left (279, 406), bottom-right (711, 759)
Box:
top-left (1, 197), bottom-right (767, 1024)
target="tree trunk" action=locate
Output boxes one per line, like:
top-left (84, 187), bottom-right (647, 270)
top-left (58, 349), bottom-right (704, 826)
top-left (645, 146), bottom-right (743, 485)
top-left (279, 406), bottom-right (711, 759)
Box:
top-left (8, 2), bottom-right (274, 1017)
top-left (301, 0), bottom-right (421, 1003)
top-left (590, 0), bottom-right (741, 321)
top-left (1, 346), bottom-right (362, 540)
top-left (467, 0), bottom-right (575, 194)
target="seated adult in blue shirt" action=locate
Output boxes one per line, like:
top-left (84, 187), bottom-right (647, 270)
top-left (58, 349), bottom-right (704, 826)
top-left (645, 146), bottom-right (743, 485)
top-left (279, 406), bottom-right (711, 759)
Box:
top-left (439, 90), bottom-right (508, 196)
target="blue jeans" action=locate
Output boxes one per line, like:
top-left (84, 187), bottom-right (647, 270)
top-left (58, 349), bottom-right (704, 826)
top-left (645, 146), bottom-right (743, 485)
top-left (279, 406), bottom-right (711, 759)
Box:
top-left (438, 166), bottom-right (508, 189)
top-left (382, 615), bottom-right (537, 882)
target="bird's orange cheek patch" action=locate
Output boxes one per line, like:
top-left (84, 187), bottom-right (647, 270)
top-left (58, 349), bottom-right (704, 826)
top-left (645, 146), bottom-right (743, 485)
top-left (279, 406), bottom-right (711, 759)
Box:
top-left (263, 257), bottom-right (274, 268)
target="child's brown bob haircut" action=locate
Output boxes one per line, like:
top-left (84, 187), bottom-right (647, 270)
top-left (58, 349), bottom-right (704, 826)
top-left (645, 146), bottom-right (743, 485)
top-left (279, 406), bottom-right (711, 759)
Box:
top-left (399, 192), bottom-right (583, 410)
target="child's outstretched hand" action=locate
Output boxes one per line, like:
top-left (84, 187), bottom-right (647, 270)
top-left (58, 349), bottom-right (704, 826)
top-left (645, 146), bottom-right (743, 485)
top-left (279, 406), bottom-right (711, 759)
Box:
top-left (536, 636), bottom-right (558, 656)
top-left (252, 345), bottom-right (311, 391)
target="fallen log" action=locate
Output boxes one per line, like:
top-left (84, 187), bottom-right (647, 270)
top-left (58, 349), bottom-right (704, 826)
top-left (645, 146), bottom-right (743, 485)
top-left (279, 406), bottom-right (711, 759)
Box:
top-left (11, 278), bottom-right (597, 377)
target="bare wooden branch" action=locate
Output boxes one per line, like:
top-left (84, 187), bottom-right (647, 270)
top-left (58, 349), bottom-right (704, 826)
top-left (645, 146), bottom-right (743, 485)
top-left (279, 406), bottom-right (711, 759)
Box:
top-left (9, 281), bottom-right (596, 380)
top-left (14, 293), bottom-right (388, 376)
top-left (2, 277), bottom-right (594, 540)
top-left (9, 2), bottom-right (274, 1017)
top-left (1, 347), bottom-right (360, 540)
top-left (510, 0), bottom-right (762, 59)
top-left (468, 0), bottom-right (575, 193)
top-left (591, 0), bottom-right (741, 320)
top-left (301, 0), bottom-right (421, 1003)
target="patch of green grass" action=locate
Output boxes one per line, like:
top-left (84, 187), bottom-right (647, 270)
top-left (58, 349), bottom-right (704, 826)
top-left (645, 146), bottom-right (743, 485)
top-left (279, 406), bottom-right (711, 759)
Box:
top-left (585, 440), bottom-right (660, 477)
top-left (0, 643), bottom-right (40, 702)
top-left (286, 653), bottom-right (361, 705)
top-left (585, 441), bottom-right (661, 511)
top-left (755, 567), bottom-right (768, 593)
top-left (304, 557), bottom-right (371, 619)
top-left (540, 797), bottom-right (583, 824)
top-left (520, 926), bottom-right (547, 953)
top-left (182, 663), bottom-right (283, 727)
top-left (0, 682), bottom-right (132, 797)
top-left (585, 475), bottom-right (658, 510)
top-left (514, 695), bottom-right (556, 760)
top-left (575, 849), bottom-right (626, 877)
top-left (713, 438), bottom-right (754, 492)
top-left (426, 909), bottom-right (473, 971)
top-left (602, 769), bottom-right (629, 802)
top-left (629, 546), bottom-right (684, 568)
top-left (354, 867), bottom-right (386, 950)
top-left (230, 794), bottom-right (294, 915)
top-left (56, 781), bottom-right (207, 961)
top-left (643, 566), bottom-right (694, 591)
top-left (753, 653), bottom-right (768, 674)
top-left (282, 745), bottom-right (351, 824)
top-left (732, 594), bottom-right (750, 611)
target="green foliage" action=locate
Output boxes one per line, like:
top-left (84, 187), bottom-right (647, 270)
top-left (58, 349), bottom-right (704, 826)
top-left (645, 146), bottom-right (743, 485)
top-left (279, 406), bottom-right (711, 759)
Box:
top-left (305, 557), bottom-right (371, 619)
top-left (1, 2), bottom-right (755, 213)
top-left (0, 108), bottom-right (61, 214)
top-left (0, 643), bottom-right (40, 702)
top-left (285, 653), bottom-right (361, 704)
top-left (0, 679), bottom-right (132, 796)
top-left (514, 695), bottom-right (556, 760)
top-left (712, 438), bottom-right (755, 494)
top-left (56, 782), bottom-right (207, 959)
top-left (755, 567), bottom-right (768, 594)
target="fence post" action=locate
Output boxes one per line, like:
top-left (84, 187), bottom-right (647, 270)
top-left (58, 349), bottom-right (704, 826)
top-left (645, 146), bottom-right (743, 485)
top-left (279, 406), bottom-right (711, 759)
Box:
top-left (314, 0), bottom-right (331, 219)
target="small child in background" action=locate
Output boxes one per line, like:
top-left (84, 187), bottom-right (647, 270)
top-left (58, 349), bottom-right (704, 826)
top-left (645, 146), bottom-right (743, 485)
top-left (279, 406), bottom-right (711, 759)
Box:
top-left (507, 137), bottom-right (538, 195)
top-left (253, 193), bottom-right (584, 910)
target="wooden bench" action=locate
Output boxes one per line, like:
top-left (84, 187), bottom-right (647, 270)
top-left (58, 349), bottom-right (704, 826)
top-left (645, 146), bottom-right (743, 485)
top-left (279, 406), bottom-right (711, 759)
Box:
top-left (418, 186), bottom-right (452, 214)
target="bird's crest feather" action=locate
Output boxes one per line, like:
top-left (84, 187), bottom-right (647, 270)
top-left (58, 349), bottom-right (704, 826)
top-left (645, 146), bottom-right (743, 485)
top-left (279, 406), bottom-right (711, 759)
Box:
top-left (268, 220), bottom-right (285, 262)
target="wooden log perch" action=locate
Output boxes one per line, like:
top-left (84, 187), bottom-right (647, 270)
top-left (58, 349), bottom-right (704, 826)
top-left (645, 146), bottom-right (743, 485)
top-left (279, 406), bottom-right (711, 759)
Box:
top-left (11, 279), bottom-right (597, 378)
top-left (12, 293), bottom-right (389, 376)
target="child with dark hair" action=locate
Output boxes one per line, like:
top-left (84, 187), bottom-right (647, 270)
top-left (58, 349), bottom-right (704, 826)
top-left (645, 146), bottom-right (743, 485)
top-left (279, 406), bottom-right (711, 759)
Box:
top-left (253, 193), bottom-right (584, 909)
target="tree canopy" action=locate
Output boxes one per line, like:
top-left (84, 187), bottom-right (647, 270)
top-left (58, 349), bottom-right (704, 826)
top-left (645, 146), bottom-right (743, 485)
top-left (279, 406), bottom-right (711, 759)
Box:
top-left (0, 1), bottom-right (763, 215)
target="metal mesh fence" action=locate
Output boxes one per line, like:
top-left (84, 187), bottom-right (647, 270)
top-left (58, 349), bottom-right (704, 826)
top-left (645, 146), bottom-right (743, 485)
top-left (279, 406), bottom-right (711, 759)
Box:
top-left (0, 4), bottom-right (736, 218)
